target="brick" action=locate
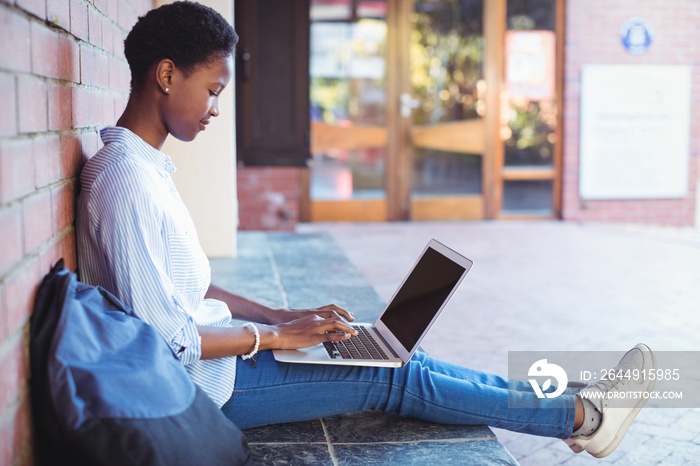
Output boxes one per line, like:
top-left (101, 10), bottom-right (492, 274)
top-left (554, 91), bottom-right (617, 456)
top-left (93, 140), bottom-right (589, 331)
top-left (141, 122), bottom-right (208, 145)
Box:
top-left (17, 76), bottom-right (48, 134)
top-left (0, 393), bottom-right (33, 466)
top-left (19, 442), bottom-right (34, 466)
top-left (109, 57), bottom-right (130, 91)
top-left (58, 34), bottom-right (80, 82)
top-left (0, 398), bottom-right (15, 465)
top-left (118, 0), bottom-right (138, 31)
top-left (110, 95), bottom-right (125, 124)
top-left (45, 230), bottom-right (78, 272)
top-left (0, 334), bottom-right (27, 417)
top-left (88, 5), bottom-right (103, 49)
top-left (38, 238), bottom-right (60, 273)
top-left (69, 0), bottom-right (89, 41)
top-left (0, 9), bottom-right (31, 73)
top-left (16, 0), bottom-right (45, 19)
top-left (33, 134), bottom-right (61, 188)
top-left (31, 21), bottom-right (60, 78)
top-left (47, 0), bottom-right (71, 31)
top-left (93, 0), bottom-right (108, 14)
top-left (113, 25), bottom-right (126, 61)
top-left (60, 134), bottom-right (83, 177)
top-left (71, 85), bottom-right (96, 128)
top-left (62, 229), bottom-right (77, 270)
top-left (0, 74), bottom-right (17, 136)
top-left (107, 56), bottom-right (120, 90)
top-left (22, 189), bottom-right (53, 254)
top-left (135, 0), bottom-right (152, 15)
top-left (48, 84), bottom-right (73, 131)
top-left (81, 129), bottom-right (99, 157)
top-left (95, 50), bottom-right (109, 89)
top-left (102, 91), bottom-right (113, 125)
top-left (52, 181), bottom-right (75, 231)
top-left (50, 229), bottom-right (76, 269)
top-left (0, 138), bottom-right (35, 204)
top-left (115, 94), bottom-right (128, 119)
top-left (105, 0), bottom-right (118, 19)
top-left (3, 258), bottom-right (40, 337)
top-left (100, 17), bottom-right (113, 54)
top-left (0, 283), bottom-right (4, 339)
top-left (106, 94), bottom-right (117, 124)
top-left (80, 44), bottom-right (97, 86)
top-left (0, 205), bottom-right (22, 275)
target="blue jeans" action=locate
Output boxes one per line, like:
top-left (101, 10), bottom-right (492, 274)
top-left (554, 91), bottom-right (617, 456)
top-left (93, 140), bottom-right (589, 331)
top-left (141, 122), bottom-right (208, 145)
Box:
top-left (221, 350), bottom-right (576, 438)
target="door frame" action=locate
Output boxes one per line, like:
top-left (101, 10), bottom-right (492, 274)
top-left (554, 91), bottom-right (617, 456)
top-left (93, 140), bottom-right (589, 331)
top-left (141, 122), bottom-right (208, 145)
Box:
top-left (387, 0), bottom-right (504, 221)
top-left (482, 0), bottom-right (505, 220)
top-left (386, 0), bottom-right (412, 220)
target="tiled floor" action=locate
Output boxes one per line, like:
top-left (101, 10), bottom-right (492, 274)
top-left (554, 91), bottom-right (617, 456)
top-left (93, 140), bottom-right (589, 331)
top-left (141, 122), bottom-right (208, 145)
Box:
top-left (300, 220), bottom-right (700, 466)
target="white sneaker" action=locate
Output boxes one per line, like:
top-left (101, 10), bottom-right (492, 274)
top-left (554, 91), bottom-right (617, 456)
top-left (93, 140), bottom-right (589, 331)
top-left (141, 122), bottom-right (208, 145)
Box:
top-left (565, 343), bottom-right (656, 458)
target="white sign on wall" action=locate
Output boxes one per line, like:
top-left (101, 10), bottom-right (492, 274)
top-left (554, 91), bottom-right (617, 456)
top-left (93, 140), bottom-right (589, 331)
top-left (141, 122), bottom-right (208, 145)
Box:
top-left (579, 65), bottom-right (691, 200)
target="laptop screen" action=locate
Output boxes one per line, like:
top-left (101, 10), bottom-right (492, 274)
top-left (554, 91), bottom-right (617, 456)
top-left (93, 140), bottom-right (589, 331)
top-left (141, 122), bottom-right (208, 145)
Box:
top-left (379, 246), bottom-right (467, 351)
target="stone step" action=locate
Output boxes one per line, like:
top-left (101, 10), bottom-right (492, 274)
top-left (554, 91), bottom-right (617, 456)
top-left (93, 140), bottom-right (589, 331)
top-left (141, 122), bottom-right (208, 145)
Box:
top-left (210, 231), bottom-right (519, 465)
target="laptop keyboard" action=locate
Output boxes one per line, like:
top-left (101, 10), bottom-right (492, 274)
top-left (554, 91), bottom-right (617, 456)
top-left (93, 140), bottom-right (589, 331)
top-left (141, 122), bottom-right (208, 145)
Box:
top-left (323, 325), bottom-right (389, 360)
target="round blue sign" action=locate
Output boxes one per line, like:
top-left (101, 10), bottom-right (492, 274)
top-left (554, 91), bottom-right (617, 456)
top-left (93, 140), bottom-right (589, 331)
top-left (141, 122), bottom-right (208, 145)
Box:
top-left (620, 17), bottom-right (654, 55)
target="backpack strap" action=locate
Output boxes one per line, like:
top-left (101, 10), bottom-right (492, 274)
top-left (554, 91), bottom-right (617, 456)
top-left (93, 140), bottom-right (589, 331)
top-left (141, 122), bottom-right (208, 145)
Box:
top-left (30, 258), bottom-right (75, 464)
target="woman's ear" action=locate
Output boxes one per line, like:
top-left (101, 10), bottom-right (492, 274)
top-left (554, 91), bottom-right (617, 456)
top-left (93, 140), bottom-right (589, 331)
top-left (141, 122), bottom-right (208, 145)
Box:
top-left (156, 59), bottom-right (175, 94)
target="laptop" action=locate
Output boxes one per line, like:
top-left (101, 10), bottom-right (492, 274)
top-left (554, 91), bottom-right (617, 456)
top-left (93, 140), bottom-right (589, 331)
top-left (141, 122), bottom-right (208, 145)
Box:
top-left (273, 239), bottom-right (474, 367)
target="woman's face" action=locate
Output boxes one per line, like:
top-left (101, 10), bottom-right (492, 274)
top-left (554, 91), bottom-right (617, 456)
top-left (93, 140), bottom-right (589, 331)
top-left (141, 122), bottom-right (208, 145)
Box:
top-left (164, 54), bottom-right (234, 142)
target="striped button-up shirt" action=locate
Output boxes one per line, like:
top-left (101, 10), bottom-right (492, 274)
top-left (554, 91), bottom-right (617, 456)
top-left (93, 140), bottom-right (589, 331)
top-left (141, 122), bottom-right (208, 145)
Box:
top-left (76, 126), bottom-right (236, 407)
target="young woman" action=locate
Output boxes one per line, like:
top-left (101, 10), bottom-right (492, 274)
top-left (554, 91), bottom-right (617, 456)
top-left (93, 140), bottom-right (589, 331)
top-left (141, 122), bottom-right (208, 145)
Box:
top-left (76, 1), bottom-right (655, 459)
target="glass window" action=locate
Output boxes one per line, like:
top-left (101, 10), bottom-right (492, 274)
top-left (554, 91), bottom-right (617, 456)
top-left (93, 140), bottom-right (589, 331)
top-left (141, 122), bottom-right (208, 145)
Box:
top-left (411, 0), bottom-right (485, 197)
top-left (310, 1), bottom-right (388, 201)
top-left (310, 0), bottom-right (352, 22)
top-left (504, 0), bottom-right (557, 167)
top-left (502, 179), bottom-right (553, 213)
top-left (500, 0), bottom-right (558, 217)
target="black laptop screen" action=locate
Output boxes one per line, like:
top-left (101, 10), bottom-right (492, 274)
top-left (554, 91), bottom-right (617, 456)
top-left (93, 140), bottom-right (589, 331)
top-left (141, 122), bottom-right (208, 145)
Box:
top-left (379, 246), bottom-right (466, 351)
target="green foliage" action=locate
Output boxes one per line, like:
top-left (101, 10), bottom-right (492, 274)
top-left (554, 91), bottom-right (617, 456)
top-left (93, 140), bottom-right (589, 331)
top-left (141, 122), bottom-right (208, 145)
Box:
top-left (311, 78), bottom-right (350, 124)
top-left (410, 4), bottom-right (484, 125)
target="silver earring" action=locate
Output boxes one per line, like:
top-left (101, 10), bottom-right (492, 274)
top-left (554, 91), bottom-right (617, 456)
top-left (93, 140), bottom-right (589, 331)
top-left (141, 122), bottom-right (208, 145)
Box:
top-left (165, 88), bottom-right (169, 92)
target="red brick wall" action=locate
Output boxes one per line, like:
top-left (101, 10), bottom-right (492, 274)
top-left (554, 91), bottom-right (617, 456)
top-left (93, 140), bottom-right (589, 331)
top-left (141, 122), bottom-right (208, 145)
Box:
top-left (563, 0), bottom-right (700, 226)
top-left (0, 0), bottom-right (152, 464)
top-left (237, 167), bottom-right (304, 231)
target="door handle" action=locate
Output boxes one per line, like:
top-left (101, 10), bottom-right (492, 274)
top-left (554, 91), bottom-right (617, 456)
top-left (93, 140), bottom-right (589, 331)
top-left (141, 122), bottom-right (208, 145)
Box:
top-left (400, 93), bottom-right (420, 118)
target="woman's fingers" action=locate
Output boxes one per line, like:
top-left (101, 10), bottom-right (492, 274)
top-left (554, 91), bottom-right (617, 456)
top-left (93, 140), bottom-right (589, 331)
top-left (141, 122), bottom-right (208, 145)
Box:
top-left (274, 315), bottom-right (357, 349)
top-left (302, 314), bottom-right (357, 335)
top-left (274, 305), bottom-right (355, 324)
top-left (315, 304), bottom-right (355, 322)
top-left (324, 329), bottom-right (355, 342)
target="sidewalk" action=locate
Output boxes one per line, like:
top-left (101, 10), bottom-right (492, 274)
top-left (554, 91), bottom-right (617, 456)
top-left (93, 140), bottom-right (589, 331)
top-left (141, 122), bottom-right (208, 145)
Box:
top-left (298, 220), bottom-right (700, 466)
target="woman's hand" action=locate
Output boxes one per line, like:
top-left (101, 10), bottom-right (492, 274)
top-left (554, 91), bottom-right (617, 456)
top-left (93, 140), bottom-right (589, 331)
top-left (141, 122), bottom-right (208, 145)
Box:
top-left (268, 304), bottom-right (355, 325)
top-left (261, 313), bottom-right (358, 350)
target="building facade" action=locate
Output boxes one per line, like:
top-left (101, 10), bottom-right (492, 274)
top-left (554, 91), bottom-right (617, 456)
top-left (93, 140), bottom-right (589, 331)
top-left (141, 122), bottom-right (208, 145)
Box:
top-left (236, 0), bottom-right (699, 229)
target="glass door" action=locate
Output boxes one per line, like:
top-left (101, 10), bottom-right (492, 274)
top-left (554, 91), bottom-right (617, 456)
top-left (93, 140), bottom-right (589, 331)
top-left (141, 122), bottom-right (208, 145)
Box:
top-left (500, 0), bottom-right (561, 217)
top-left (308, 0), bottom-right (487, 221)
top-left (307, 0), bottom-right (562, 222)
top-left (308, 0), bottom-right (389, 221)
top-left (408, 0), bottom-right (486, 220)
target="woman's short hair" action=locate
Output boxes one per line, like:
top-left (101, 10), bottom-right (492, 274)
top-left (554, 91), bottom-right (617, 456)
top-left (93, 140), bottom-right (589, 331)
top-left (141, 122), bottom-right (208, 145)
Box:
top-left (124, 1), bottom-right (239, 92)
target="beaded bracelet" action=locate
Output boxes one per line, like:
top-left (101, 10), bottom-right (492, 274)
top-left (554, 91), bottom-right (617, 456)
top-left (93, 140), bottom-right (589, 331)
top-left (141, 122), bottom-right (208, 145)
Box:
top-left (241, 322), bottom-right (260, 367)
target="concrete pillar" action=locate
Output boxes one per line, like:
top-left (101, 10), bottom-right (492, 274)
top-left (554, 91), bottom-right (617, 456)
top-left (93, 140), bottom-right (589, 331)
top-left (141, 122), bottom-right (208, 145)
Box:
top-left (155, 0), bottom-right (238, 257)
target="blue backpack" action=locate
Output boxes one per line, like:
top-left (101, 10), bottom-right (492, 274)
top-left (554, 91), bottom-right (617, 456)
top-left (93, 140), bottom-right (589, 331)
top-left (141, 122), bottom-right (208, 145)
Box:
top-left (30, 259), bottom-right (252, 466)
